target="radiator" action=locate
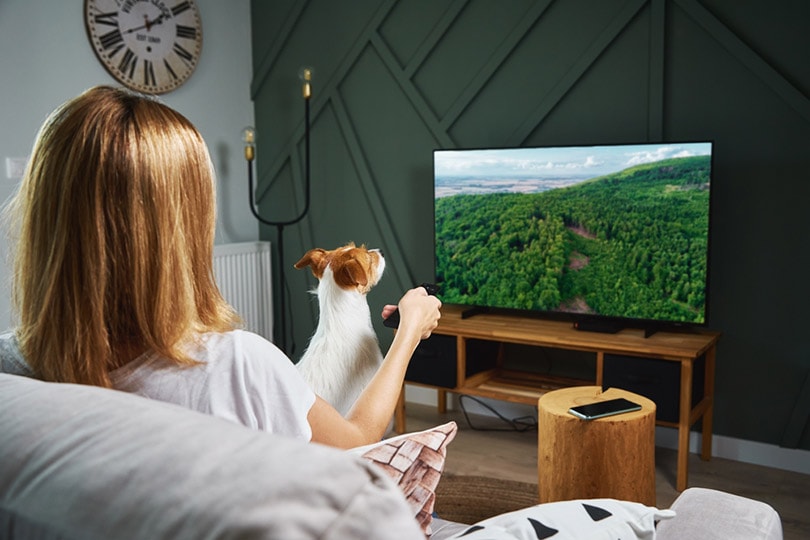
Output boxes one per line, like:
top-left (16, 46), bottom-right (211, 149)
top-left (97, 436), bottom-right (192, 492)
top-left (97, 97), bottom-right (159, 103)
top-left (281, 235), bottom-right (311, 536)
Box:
top-left (213, 242), bottom-right (274, 342)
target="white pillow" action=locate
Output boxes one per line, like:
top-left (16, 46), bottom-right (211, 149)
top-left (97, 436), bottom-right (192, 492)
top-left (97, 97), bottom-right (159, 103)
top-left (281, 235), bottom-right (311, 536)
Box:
top-left (446, 498), bottom-right (675, 540)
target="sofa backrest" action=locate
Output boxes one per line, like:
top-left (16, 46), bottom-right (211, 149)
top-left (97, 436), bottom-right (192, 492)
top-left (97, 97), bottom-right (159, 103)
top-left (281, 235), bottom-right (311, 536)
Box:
top-left (0, 374), bottom-right (423, 540)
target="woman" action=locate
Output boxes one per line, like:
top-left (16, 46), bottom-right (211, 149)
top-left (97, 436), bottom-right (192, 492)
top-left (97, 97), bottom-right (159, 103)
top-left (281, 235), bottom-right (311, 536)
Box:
top-left (0, 85), bottom-right (441, 449)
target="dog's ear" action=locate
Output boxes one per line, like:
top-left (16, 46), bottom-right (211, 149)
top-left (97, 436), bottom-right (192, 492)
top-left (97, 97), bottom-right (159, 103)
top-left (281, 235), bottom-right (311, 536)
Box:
top-left (294, 248), bottom-right (328, 278)
top-left (333, 258), bottom-right (369, 289)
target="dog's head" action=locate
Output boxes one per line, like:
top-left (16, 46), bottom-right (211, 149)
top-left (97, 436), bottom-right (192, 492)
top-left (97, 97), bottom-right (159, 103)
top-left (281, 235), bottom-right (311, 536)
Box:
top-left (294, 242), bottom-right (385, 294)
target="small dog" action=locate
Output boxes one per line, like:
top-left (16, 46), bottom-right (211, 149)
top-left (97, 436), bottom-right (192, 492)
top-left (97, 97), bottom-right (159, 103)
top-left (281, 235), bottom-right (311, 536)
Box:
top-left (294, 242), bottom-right (386, 415)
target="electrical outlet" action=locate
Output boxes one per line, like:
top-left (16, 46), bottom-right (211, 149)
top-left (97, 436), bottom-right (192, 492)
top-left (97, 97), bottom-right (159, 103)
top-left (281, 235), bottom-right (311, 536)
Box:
top-left (5, 157), bottom-right (28, 180)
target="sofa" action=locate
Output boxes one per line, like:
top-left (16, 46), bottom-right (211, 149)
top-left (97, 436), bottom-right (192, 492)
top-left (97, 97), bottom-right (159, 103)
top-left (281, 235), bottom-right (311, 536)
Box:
top-left (0, 373), bottom-right (782, 539)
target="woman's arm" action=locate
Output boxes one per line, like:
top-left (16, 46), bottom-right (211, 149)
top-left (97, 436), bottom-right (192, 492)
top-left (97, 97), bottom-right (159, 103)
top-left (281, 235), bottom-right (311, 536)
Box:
top-left (307, 286), bottom-right (441, 448)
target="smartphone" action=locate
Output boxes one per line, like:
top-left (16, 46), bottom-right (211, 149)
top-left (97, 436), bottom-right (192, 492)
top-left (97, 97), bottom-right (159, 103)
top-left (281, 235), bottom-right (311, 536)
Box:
top-left (568, 397), bottom-right (642, 420)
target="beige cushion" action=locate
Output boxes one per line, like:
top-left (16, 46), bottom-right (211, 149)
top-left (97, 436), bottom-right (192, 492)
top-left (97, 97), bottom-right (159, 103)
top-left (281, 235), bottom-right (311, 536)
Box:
top-left (656, 487), bottom-right (782, 540)
top-left (0, 374), bottom-right (423, 540)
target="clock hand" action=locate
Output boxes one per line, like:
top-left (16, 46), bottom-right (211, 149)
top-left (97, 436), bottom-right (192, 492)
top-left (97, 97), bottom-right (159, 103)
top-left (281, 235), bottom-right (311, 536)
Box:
top-left (123, 14), bottom-right (165, 35)
top-left (145, 13), bottom-right (164, 31)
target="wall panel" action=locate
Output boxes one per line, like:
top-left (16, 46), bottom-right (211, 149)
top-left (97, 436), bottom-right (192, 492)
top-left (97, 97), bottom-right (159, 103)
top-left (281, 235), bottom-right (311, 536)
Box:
top-left (250, 0), bottom-right (810, 449)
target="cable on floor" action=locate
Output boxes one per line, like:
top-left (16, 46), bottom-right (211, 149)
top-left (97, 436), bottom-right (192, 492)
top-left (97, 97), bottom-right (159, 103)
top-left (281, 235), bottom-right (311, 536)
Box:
top-left (458, 394), bottom-right (538, 432)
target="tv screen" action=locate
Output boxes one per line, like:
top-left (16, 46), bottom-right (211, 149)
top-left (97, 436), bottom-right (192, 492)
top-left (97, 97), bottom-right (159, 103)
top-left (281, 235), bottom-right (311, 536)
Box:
top-left (433, 142), bottom-right (713, 330)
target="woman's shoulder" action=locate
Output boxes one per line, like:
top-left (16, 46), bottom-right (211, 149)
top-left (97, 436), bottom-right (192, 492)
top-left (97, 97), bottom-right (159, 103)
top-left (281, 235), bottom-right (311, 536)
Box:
top-left (0, 331), bottom-right (34, 376)
top-left (195, 329), bottom-right (314, 435)
top-left (200, 329), bottom-right (283, 357)
top-left (196, 329), bottom-right (296, 374)
top-left (0, 330), bottom-right (18, 350)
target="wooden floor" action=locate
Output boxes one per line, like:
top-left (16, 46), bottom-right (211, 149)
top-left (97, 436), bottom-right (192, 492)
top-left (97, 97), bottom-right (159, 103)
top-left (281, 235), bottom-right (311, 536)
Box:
top-left (398, 402), bottom-right (810, 540)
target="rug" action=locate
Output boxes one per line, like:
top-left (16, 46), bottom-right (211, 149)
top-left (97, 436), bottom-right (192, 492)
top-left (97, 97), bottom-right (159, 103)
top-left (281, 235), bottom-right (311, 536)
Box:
top-left (434, 474), bottom-right (539, 525)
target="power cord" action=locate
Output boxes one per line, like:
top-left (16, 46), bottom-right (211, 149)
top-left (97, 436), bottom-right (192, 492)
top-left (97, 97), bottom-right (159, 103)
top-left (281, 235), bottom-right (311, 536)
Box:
top-left (458, 394), bottom-right (538, 432)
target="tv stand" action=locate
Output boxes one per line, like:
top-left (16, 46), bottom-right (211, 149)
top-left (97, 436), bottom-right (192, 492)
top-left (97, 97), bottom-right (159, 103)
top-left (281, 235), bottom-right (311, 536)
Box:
top-left (395, 304), bottom-right (720, 492)
top-left (460, 306), bottom-right (490, 319)
top-left (572, 318), bottom-right (624, 334)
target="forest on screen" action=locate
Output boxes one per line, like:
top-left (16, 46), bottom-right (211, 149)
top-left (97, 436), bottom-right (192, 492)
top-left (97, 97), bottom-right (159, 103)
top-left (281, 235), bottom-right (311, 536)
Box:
top-left (435, 155), bottom-right (711, 323)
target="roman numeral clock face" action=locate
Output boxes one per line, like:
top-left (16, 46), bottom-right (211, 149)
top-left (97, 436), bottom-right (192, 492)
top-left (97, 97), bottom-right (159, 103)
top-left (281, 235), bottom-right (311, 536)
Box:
top-left (84, 0), bottom-right (202, 94)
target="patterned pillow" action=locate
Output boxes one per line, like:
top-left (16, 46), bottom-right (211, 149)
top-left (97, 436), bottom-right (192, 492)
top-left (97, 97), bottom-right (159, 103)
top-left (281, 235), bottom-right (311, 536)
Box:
top-left (446, 498), bottom-right (675, 540)
top-left (349, 421), bottom-right (458, 535)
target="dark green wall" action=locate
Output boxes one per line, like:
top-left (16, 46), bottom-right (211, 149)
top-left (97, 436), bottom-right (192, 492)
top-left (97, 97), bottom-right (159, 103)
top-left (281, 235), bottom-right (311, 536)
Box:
top-left (250, 0), bottom-right (810, 450)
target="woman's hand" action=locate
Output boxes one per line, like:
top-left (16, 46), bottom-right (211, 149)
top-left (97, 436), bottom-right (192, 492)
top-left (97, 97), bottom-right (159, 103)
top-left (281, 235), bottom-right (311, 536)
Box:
top-left (398, 286), bottom-right (441, 340)
top-left (382, 287), bottom-right (441, 340)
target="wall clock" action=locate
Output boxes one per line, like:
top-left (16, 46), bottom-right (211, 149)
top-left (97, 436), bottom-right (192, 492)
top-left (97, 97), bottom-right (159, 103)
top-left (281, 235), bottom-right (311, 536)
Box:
top-left (84, 0), bottom-right (203, 94)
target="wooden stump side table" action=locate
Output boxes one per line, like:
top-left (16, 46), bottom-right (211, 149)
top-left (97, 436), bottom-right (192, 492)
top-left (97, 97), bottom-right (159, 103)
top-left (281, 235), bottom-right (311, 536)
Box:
top-left (537, 386), bottom-right (656, 506)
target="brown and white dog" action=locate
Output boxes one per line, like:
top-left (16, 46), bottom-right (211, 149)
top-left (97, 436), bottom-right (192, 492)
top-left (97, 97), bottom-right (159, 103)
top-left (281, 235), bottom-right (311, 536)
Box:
top-left (293, 242), bottom-right (386, 415)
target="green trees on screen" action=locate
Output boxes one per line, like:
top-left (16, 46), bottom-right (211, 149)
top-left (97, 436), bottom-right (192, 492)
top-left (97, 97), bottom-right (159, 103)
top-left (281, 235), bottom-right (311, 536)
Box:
top-left (435, 156), bottom-right (710, 323)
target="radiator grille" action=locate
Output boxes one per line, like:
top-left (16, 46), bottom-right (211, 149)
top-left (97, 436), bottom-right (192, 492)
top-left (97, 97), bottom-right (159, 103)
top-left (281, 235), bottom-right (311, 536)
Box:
top-left (213, 242), bottom-right (273, 341)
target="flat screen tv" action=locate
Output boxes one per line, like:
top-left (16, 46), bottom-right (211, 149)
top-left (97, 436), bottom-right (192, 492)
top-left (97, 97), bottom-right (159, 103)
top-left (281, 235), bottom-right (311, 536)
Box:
top-left (433, 141), bottom-right (713, 333)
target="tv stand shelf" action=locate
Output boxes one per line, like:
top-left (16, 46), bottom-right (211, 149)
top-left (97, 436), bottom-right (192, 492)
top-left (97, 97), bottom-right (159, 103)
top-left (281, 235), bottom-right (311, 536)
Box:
top-left (448, 368), bottom-right (593, 405)
top-left (395, 304), bottom-right (721, 492)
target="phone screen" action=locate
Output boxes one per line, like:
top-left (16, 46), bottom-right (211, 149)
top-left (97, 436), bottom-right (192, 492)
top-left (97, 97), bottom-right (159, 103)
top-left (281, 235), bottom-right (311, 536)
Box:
top-left (568, 397), bottom-right (642, 420)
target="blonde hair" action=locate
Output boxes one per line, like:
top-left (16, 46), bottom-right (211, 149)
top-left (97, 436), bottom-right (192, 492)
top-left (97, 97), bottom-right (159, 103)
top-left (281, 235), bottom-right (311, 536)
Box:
top-left (7, 86), bottom-right (240, 386)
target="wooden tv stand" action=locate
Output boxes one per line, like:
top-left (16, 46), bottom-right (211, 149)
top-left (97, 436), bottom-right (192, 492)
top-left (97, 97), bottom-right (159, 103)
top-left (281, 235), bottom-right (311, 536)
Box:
top-left (394, 304), bottom-right (720, 492)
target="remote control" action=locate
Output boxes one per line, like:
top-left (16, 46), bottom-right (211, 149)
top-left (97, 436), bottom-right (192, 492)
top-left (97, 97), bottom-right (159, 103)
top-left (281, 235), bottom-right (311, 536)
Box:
top-left (383, 283), bottom-right (439, 329)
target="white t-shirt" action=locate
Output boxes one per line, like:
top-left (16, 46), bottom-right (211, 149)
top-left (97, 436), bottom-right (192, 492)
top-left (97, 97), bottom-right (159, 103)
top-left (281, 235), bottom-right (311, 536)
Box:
top-left (0, 330), bottom-right (315, 441)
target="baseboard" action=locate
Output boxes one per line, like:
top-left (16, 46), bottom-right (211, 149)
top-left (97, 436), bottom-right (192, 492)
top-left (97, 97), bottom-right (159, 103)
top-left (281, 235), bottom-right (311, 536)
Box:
top-left (404, 387), bottom-right (810, 476)
top-left (654, 427), bottom-right (810, 476)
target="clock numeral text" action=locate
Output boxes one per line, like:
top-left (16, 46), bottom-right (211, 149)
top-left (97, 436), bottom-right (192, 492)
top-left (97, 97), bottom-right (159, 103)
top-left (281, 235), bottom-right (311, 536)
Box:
top-left (99, 29), bottom-right (124, 51)
top-left (173, 43), bottom-right (194, 63)
top-left (164, 59), bottom-right (179, 81)
top-left (176, 25), bottom-right (197, 40)
top-left (171, 1), bottom-right (192, 16)
top-left (93, 11), bottom-right (119, 27)
top-left (144, 60), bottom-right (156, 87)
top-left (119, 48), bottom-right (138, 80)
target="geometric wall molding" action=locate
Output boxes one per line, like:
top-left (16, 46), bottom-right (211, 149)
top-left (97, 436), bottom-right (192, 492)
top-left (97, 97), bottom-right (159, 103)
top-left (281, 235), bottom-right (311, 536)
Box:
top-left (251, 0), bottom-right (810, 449)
